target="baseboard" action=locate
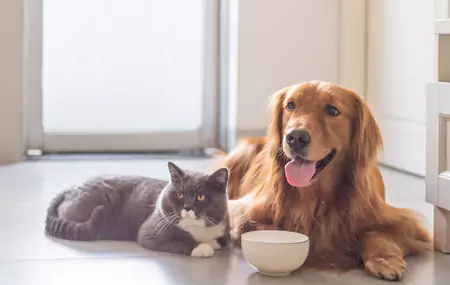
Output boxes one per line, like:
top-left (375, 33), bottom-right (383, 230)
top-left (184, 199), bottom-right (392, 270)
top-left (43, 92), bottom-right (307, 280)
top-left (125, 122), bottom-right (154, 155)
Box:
top-left (376, 117), bottom-right (426, 177)
top-left (378, 162), bottom-right (425, 179)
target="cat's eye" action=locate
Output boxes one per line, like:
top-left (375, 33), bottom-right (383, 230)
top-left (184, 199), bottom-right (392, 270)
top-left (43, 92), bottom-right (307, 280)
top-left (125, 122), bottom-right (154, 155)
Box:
top-left (176, 192), bottom-right (183, 199)
top-left (196, 194), bottom-right (206, 202)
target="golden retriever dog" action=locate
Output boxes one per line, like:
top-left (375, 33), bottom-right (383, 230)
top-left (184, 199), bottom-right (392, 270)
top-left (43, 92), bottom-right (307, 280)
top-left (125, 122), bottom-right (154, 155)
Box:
top-left (225, 81), bottom-right (431, 280)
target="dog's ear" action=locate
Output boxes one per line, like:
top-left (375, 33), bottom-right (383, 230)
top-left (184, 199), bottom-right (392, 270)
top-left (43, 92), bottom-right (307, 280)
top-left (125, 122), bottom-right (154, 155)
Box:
top-left (350, 93), bottom-right (383, 169)
top-left (267, 87), bottom-right (288, 158)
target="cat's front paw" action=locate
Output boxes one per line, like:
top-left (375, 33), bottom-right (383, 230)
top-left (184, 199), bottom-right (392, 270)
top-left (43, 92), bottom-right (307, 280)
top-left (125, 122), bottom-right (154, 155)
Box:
top-left (191, 243), bottom-right (214, 258)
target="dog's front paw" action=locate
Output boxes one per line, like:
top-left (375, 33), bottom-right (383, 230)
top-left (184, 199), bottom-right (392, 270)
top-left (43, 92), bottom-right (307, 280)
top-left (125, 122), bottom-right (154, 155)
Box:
top-left (191, 243), bottom-right (214, 258)
top-left (365, 256), bottom-right (406, 281)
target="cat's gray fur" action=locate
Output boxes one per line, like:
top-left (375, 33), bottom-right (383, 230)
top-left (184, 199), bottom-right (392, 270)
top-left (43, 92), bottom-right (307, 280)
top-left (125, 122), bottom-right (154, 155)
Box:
top-left (45, 162), bottom-right (230, 256)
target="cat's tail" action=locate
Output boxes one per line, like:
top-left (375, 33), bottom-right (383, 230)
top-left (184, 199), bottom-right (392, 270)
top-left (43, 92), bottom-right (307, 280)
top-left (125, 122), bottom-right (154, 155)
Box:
top-left (45, 192), bottom-right (105, 241)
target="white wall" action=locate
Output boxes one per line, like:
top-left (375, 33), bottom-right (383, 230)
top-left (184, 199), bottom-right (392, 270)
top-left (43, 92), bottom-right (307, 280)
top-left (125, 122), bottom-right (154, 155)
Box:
top-left (223, 0), bottom-right (365, 149)
top-left (236, 0), bottom-right (340, 131)
top-left (0, 0), bottom-right (24, 163)
top-left (367, 0), bottom-right (435, 175)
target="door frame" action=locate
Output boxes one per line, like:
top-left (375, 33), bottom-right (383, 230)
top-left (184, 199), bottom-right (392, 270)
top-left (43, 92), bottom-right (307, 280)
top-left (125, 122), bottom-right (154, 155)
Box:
top-left (23, 0), bottom-right (220, 153)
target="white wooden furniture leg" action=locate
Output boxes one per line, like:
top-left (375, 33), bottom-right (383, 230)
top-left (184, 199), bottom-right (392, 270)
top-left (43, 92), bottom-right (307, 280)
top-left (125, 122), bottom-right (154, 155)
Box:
top-left (434, 206), bottom-right (450, 253)
top-left (429, 1), bottom-right (450, 254)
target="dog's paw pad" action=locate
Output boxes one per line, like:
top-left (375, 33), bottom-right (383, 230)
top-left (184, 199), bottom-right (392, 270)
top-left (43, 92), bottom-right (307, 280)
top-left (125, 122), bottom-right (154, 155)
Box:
top-left (191, 243), bottom-right (214, 258)
top-left (365, 257), bottom-right (406, 281)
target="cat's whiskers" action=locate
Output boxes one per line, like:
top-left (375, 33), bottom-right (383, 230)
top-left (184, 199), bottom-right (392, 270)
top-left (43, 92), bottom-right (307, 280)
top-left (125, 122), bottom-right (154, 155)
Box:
top-left (153, 214), bottom-right (171, 230)
top-left (157, 212), bottom-right (177, 227)
top-left (159, 215), bottom-right (179, 236)
top-left (151, 214), bottom-right (170, 231)
top-left (201, 214), bottom-right (218, 226)
top-left (154, 213), bottom-right (179, 237)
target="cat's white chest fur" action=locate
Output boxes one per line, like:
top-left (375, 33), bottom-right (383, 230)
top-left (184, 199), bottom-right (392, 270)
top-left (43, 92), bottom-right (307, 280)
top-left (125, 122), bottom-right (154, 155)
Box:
top-left (176, 210), bottom-right (225, 243)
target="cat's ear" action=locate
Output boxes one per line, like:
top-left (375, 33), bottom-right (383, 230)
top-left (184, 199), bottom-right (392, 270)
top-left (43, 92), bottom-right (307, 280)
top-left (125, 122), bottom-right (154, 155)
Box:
top-left (208, 168), bottom-right (229, 190)
top-left (168, 162), bottom-right (185, 184)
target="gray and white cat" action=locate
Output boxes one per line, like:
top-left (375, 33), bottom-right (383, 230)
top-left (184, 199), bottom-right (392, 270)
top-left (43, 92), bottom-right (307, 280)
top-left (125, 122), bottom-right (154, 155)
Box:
top-left (45, 162), bottom-right (230, 257)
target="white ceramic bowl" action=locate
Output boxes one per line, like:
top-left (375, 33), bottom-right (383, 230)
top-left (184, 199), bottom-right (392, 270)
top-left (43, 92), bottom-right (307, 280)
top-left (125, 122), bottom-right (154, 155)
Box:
top-left (241, 230), bottom-right (310, 276)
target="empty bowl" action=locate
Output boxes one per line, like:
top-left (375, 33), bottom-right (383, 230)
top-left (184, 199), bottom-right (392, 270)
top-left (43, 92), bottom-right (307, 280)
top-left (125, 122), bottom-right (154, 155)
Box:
top-left (241, 230), bottom-right (310, 276)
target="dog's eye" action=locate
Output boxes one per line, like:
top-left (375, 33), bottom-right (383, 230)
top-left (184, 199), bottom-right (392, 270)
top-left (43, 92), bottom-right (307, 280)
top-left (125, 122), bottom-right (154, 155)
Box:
top-left (286, 102), bottom-right (296, 111)
top-left (325, 105), bottom-right (340, 117)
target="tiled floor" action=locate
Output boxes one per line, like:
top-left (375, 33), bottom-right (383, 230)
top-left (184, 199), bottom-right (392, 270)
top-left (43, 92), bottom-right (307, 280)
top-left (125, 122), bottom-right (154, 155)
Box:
top-left (0, 156), bottom-right (449, 285)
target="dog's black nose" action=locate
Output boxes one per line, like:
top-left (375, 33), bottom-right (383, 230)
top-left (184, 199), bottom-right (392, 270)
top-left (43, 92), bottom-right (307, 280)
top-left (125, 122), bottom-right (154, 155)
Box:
top-left (286, 129), bottom-right (311, 151)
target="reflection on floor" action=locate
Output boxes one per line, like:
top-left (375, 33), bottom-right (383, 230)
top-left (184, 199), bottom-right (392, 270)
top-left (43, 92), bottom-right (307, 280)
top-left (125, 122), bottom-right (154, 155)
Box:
top-left (0, 156), bottom-right (448, 285)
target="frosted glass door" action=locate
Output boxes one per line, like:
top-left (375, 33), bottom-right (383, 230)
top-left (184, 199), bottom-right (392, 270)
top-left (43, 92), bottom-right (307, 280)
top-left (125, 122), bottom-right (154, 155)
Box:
top-left (40, 0), bottom-right (216, 151)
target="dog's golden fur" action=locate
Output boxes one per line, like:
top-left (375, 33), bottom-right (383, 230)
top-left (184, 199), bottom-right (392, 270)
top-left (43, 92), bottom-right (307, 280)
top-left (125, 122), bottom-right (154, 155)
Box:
top-left (225, 81), bottom-right (431, 280)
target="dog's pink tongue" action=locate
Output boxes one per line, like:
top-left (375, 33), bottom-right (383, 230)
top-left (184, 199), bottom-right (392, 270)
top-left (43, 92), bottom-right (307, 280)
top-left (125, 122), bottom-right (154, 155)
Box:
top-left (285, 159), bottom-right (316, 188)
